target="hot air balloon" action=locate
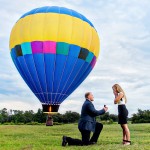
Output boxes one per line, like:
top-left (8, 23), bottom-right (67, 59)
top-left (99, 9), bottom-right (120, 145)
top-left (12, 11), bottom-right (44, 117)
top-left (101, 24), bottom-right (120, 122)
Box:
top-left (9, 6), bottom-right (100, 113)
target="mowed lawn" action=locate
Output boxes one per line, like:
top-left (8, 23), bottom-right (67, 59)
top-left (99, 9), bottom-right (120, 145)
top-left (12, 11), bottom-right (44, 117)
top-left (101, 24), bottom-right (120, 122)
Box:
top-left (0, 123), bottom-right (149, 150)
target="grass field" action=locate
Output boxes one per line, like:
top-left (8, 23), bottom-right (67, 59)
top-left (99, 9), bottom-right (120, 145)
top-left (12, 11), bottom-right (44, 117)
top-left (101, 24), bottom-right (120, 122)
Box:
top-left (0, 123), bottom-right (150, 150)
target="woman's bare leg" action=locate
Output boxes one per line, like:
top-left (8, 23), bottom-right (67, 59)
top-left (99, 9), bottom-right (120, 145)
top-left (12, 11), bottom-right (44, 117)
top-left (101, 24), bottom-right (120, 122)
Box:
top-left (124, 124), bottom-right (130, 141)
top-left (121, 125), bottom-right (127, 144)
top-left (122, 124), bottom-right (130, 143)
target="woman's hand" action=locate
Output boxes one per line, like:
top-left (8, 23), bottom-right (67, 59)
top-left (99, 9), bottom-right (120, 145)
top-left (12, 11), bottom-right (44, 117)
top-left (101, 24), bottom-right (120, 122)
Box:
top-left (114, 100), bottom-right (117, 104)
top-left (114, 92), bottom-right (124, 104)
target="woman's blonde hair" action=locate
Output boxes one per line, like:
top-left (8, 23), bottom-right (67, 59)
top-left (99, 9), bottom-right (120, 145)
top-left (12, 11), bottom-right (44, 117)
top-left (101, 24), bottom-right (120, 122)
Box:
top-left (112, 84), bottom-right (127, 103)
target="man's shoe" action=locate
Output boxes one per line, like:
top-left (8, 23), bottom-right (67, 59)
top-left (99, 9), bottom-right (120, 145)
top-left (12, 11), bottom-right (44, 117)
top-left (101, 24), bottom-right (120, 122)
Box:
top-left (62, 136), bottom-right (67, 146)
top-left (90, 141), bottom-right (96, 145)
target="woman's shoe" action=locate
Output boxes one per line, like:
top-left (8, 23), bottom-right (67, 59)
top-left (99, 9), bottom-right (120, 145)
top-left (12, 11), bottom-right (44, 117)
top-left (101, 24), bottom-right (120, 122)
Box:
top-left (123, 140), bottom-right (131, 145)
top-left (122, 139), bottom-right (126, 144)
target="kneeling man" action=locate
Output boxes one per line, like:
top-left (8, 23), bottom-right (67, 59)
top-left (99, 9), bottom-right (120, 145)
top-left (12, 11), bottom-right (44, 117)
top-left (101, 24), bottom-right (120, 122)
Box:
top-left (62, 92), bottom-right (108, 146)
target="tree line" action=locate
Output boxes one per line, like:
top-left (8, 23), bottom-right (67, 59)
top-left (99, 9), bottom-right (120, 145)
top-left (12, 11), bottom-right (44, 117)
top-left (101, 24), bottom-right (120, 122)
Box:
top-left (0, 108), bottom-right (80, 124)
top-left (0, 108), bottom-right (149, 125)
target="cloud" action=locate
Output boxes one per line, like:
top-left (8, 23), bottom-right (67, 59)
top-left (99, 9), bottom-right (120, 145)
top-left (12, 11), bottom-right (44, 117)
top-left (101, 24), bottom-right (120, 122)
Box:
top-left (0, 0), bottom-right (150, 117)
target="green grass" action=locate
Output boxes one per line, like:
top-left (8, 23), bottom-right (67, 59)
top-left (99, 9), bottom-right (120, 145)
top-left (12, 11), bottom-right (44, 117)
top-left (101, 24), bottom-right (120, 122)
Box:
top-left (0, 123), bottom-right (150, 150)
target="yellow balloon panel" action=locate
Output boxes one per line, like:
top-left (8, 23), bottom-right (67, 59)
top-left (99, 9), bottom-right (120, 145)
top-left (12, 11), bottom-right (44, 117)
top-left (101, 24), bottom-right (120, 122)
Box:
top-left (19, 17), bottom-right (31, 42)
top-left (82, 22), bottom-right (92, 50)
top-left (57, 14), bottom-right (72, 43)
top-left (43, 13), bottom-right (59, 41)
top-left (9, 13), bottom-right (100, 57)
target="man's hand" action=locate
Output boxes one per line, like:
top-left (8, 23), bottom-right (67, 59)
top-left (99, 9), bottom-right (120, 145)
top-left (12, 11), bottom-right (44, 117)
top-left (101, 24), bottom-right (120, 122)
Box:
top-left (103, 106), bottom-right (108, 112)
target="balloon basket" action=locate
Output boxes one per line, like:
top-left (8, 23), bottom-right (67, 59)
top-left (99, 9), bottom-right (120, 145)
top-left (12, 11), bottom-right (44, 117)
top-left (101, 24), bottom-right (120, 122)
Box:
top-left (46, 114), bottom-right (53, 126)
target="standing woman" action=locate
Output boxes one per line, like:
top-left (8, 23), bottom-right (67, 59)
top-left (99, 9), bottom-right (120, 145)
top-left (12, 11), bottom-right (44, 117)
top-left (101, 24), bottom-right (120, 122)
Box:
top-left (112, 84), bottom-right (131, 145)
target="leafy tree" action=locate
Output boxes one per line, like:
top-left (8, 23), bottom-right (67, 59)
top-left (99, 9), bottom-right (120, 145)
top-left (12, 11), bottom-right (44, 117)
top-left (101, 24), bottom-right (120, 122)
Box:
top-left (131, 109), bottom-right (150, 123)
top-left (0, 108), bottom-right (8, 123)
top-left (109, 114), bottom-right (118, 122)
top-left (61, 111), bottom-right (80, 123)
top-left (52, 113), bottom-right (62, 122)
top-left (100, 112), bottom-right (110, 121)
top-left (11, 110), bottom-right (25, 123)
top-left (24, 110), bottom-right (34, 123)
top-left (34, 109), bottom-right (46, 123)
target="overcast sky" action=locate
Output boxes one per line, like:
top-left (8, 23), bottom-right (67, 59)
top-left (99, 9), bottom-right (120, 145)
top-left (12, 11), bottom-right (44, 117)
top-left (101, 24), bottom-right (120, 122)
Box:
top-left (0, 0), bottom-right (150, 116)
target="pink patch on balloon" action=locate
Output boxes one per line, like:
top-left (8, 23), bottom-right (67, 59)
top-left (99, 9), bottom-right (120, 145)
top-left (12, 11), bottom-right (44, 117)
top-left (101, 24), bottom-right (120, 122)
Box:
top-left (31, 41), bottom-right (56, 54)
top-left (43, 41), bottom-right (56, 54)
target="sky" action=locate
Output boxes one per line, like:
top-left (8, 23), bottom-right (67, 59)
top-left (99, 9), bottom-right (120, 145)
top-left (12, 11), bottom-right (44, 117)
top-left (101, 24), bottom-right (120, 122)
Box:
top-left (0, 0), bottom-right (150, 117)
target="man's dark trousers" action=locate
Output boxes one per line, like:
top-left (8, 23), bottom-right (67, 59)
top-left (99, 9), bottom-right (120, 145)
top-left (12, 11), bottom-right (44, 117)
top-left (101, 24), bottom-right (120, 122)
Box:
top-left (66, 122), bottom-right (103, 146)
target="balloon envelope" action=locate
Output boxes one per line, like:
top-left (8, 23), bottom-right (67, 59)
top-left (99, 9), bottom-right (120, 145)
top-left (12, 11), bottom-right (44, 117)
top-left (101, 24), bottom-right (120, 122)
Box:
top-left (9, 6), bottom-right (100, 113)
